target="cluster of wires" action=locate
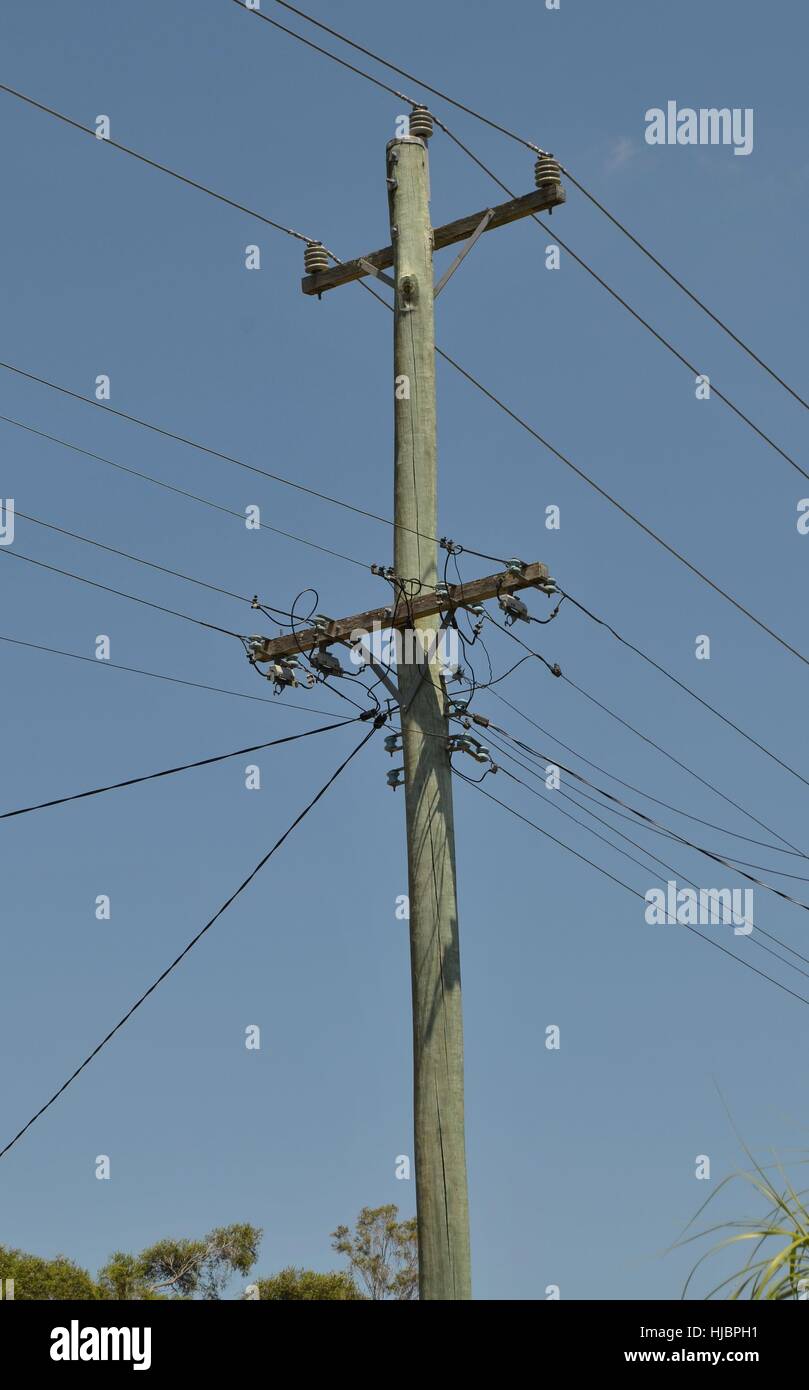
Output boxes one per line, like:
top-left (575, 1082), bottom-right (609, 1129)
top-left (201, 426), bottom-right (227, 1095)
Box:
top-left (4, 0), bottom-right (809, 1171)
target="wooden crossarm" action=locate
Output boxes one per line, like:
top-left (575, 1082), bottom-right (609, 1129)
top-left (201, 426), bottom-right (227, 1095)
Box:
top-left (250, 561), bottom-right (551, 662)
top-left (301, 184), bottom-right (565, 296)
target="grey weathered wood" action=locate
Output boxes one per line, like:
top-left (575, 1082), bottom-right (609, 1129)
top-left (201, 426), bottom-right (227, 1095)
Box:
top-left (301, 182), bottom-right (566, 296)
top-left (250, 561), bottom-right (549, 663)
top-left (389, 134), bottom-right (472, 1302)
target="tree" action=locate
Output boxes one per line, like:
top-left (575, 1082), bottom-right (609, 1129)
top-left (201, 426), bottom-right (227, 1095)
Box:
top-left (253, 1267), bottom-right (364, 1300)
top-left (331, 1205), bottom-right (418, 1300)
top-left (0, 1246), bottom-right (100, 1300)
top-left (96, 1252), bottom-right (165, 1301)
top-left (98, 1223), bottom-right (261, 1300)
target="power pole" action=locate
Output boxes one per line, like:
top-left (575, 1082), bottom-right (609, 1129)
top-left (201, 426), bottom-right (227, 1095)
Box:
top-left (387, 118), bottom-right (470, 1301)
top-left (251, 113), bottom-right (564, 1299)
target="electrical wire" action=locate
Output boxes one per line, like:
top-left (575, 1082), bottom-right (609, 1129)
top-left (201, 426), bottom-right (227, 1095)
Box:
top-left (558, 587), bottom-right (809, 794)
top-left (435, 120), bottom-right (809, 483)
top-left (243, 0), bottom-right (809, 412)
top-left (0, 361), bottom-right (497, 564)
top-left (357, 269), bottom-right (809, 677)
top-left (14, 508), bottom-right (254, 606)
top-left (0, 547), bottom-right (247, 641)
top-left (486, 688), bottom-right (807, 860)
top-left (492, 753), bottom-right (809, 984)
top-left (1, 415), bottom-right (367, 573)
top-left (0, 717), bottom-right (383, 1161)
top-left (492, 753), bottom-right (809, 983)
top-left (436, 348), bottom-right (809, 673)
top-left (18, 35), bottom-right (796, 648)
top-left (5, 252), bottom-right (801, 678)
top-left (485, 610), bottom-right (805, 854)
top-left (0, 633), bottom-right (356, 717)
top-left (0, 80), bottom-right (313, 243)
top-left (456, 770), bottom-right (809, 1009)
top-left (485, 730), bottom-right (809, 917)
top-left (0, 719), bottom-right (357, 821)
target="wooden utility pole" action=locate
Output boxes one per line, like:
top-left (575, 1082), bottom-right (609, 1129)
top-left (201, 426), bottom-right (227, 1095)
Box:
top-left (252, 114), bottom-right (564, 1299)
top-left (387, 124), bottom-right (471, 1301)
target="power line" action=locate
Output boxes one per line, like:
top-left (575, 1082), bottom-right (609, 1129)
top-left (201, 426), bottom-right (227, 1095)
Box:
top-left (9, 53), bottom-right (801, 638)
top-left (485, 612), bottom-right (804, 854)
top-left (563, 667), bottom-right (804, 855)
top-left (490, 752), bottom-right (809, 985)
top-left (9, 19), bottom-right (804, 843)
top-left (15, 506), bottom-right (254, 605)
top-left (437, 349), bottom-right (809, 673)
top-left (486, 730), bottom-right (809, 918)
top-left (0, 80), bottom-right (312, 243)
top-left (457, 771), bottom-right (809, 1010)
top-left (559, 170), bottom-right (809, 414)
top-left (8, 89), bottom-right (801, 696)
top-left (0, 633), bottom-right (355, 717)
top-left (244, 0), bottom-right (809, 412)
top-left (0, 360), bottom-right (496, 562)
top-left (0, 547), bottom-right (247, 641)
top-left (355, 274), bottom-right (809, 683)
top-left (0, 719), bottom-right (356, 821)
top-left (0, 358), bottom-right (403, 535)
top-left (6, 185), bottom-right (800, 674)
top-left (489, 738), bottom-right (809, 970)
top-left (558, 588), bottom-right (809, 794)
top-left (1, 414), bottom-right (368, 572)
top-left (0, 718), bottom-right (382, 1160)
top-left (434, 123), bottom-right (809, 484)
top-left (12, 505), bottom-right (312, 629)
top-left (486, 689), bottom-right (805, 859)
top-left (493, 749), bottom-right (809, 981)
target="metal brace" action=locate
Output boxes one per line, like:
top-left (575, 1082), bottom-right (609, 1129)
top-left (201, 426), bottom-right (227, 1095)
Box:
top-left (337, 638), bottom-right (400, 702)
top-left (358, 257), bottom-right (396, 289)
top-left (434, 209), bottom-right (495, 298)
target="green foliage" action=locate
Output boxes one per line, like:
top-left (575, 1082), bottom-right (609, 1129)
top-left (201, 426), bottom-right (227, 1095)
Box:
top-left (0, 1245), bottom-right (101, 1301)
top-left (683, 1157), bottom-right (809, 1299)
top-left (98, 1222), bottom-right (262, 1300)
top-left (331, 1204), bottom-right (418, 1300)
top-left (254, 1267), bottom-right (364, 1300)
top-left (96, 1252), bottom-right (165, 1301)
top-left (2, 1213), bottom-right (417, 1302)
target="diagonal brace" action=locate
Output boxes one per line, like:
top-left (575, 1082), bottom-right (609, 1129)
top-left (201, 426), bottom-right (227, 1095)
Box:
top-left (358, 257), bottom-right (396, 289)
top-left (434, 209), bottom-right (494, 297)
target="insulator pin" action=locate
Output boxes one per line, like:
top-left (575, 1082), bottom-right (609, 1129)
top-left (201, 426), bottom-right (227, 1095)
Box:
top-left (535, 154), bottom-right (562, 189)
top-left (409, 105), bottom-right (434, 139)
top-left (304, 241), bottom-right (330, 274)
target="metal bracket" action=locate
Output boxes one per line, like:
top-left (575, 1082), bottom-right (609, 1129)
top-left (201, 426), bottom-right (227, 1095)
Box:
top-left (434, 209), bottom-right (495, 298)
top-left (337, 638), bottom-right (400, 701)
top-left (358, 257), bottom-right (396, 289)
top-left (369, 659), bottom-right (400, 701)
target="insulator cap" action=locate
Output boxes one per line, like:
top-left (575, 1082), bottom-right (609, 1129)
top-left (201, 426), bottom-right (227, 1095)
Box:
top-left (409, 105), bottom-right (434, 139)
top-left (535, 154), bottom-right (562, 189)
top-left (304, 241), bottom-right (330, 275)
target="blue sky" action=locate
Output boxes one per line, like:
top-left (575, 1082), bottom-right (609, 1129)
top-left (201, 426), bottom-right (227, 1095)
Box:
top-left (2, 0), bottom-right (808, 1299)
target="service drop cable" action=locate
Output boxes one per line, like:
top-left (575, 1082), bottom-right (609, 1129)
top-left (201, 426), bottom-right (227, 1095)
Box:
top-left (0, 718), bottom-right (383, 1160)
top-left (0, 719), bottom-right (357, 821)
